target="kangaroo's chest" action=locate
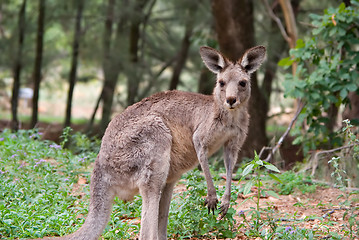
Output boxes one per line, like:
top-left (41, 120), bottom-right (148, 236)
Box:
top-left (207, 126), bottom-right (239, 156)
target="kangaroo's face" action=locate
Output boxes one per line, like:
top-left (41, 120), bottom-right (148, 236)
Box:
top-left (214, 64), bottom-right (251, 110)
top-left (200, 46), bottom-right (266, 110)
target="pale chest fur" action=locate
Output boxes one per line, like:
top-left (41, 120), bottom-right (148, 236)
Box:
top-left (206, 109), bottom-right (249, 157)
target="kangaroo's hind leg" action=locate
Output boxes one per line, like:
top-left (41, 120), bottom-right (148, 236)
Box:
top-left (135, 115), bottom-right (172, 240)
top-left (158, 181), bottom-right (176, 240)
top-left (138, 152), bottom-right (171, 240)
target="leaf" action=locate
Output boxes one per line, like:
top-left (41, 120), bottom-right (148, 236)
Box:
top-left (266, 190), bottom-right (280, 199)
top-left (242, 164), bottom-right (254, 177)
top-left (295, 38), bottom-right (305, 49)
top-left (264, 164), bottom-right (280, 173)
top-left (268, 173), bottom-right (282, 183)
top-left (278, 57), bottom-right (294, 67)
top-left (346, 82), bottom-right (358, 92)
top-left (340, 88), bottom-right (348, 99)
top-left (243, 181), bottom-right (253, 195)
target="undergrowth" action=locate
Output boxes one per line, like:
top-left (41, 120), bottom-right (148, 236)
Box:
top-left (0, 127), bottom-right (358, 239)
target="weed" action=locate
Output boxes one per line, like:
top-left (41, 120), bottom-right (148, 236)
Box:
top-left (167, 169), bottom-right (238, 239)
top-left (274, 171), bottom-right (317, 195)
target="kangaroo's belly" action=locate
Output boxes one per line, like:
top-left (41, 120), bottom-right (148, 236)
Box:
top-left (167, 124), bottom-right (198, 182)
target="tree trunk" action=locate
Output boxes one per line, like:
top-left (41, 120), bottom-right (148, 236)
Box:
top-left (198, 67), bottom-right (214, 95)
top-left (31, 0), bottom-right (45, 128)
top-left (64, 0), bottom-right (84, 128)
top-left (168, 25), bottom-right (193, 90)
top-left (11, 0), bottom-right (27, 131)
top-left (100, 0), bottom-right (116, 132)
top-left (127, 0), bottom-right (148, 106)
top-left (212, 0), bottom-right (267, 160)
top-left (278, 0), bottom-right (297, 75)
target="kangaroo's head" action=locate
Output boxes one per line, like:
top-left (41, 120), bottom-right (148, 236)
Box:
top-left (200, 46), bottom-right (266, 110)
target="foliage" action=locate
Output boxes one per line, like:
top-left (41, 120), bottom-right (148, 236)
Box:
top-left (273, 171), bottom-right (316, 195)
top-left (279, 2), bottom-right (359, 153)
top-left (168, 169), bottom-right (238, 239)
top-left (0, 129), bottom-right (93, 239)
top-left (0, 129), bottom-right (238, 239)
top-left (238, 152), bottom-right (282, 238)
top-left (327, 120), bottom-right (359, 238)
top-left (1, 129), bottom-right (359, 239)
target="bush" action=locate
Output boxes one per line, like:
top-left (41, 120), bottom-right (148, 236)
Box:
top-left (279, 2), bottom-right (359, 153)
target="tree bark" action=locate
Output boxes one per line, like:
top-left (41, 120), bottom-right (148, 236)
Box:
top-left (100, 0), bottom-right (119, 133)
top-left (11, 0), bottom-right (27, 131)
top-left (212, 0), bottom-right (267, 160)
top-left (278, 0), bottom-right (297, 75)
top-left (168, 25), bottom-right (193, 90)
top-left (198, 67), bottom-right (214, 95)
top-left (64, 0), bottom-right (84, 128)
top-left (127, 0), bottom-right (148, 106)
top-left (31, 0), bottom-right (45, 128)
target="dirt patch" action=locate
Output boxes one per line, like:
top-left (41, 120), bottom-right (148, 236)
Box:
top-left (231, 186), bottom-right (358, 239)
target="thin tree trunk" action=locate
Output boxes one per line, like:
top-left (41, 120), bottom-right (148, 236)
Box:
top-left (278, 0), bottom-right (297, 75)
top-left (31, 0), bottom-right (45, 128)
top-left (64, 0), bottom-right (84, 128)
top-left (169, 26), bottom-right (192, 90)
top-left (100, 0), bottom-right (123, 133)
top-left (11, 0), bottom-right (27, 131)
top-left (87, 89), bottom-right (103, 133)
top-left (127, 0), bottom-right (148, 106)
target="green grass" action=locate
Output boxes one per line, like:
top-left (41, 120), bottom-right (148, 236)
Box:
top-left (0, 129), bottom-right (93, 239)
top-left (0, 129), bottom-right (237, 239)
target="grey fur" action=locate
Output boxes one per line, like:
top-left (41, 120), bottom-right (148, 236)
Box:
top-left (36, 46), bottom-right (266, 240)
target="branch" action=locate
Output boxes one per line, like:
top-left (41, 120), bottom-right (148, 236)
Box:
top-left (259, 100), bottom-right (305, 161)
top-left (262, 0), bottom-right (291, 44)
top-left (310, 143), bottom-right (358, 176)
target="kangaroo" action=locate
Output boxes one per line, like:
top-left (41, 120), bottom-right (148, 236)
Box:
top-left (38, 45), bottom-right (266, 240)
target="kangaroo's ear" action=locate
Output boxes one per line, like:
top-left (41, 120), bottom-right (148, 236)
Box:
top-left (200, 46), bottom-right (229, 74)
top-left (239, 46), bottom-right (266, 74)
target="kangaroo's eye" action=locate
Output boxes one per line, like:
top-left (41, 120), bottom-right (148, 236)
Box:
top-left (219, 80), bottom-right (225, 87)
top-left (239, 81), bottom-right (246, 87)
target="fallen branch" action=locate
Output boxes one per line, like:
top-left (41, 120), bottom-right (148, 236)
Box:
top-left (309, 143), bottom-right (358, 176)
top-left (311, 179), bottom-right (359, 191)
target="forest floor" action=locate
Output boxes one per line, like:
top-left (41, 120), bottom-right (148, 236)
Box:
top-left (170, 182), bottom-right (358, 240)
top-left (1, 119), bottom-right (358, 239)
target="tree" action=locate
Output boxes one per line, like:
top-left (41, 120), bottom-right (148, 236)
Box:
top-left (11, 0), bottom-right (27, 131)
top-left (280, 2), bottom-right (359, 152)
top-left (31, 0), bottom-right (45, 128)
top-left (100, 0), bottom-right (124, 132)
top-left (212, 0), bottom-right (268, 159)
top-left (64, 0), bottom-right (85, 128)
top-left (168, 2), bottom-right (198, 91)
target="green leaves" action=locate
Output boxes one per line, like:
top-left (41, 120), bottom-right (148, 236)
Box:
top-left (0, 129), bottom-right (93, 239)
top-left (279, 2), bottom-right (359, 152)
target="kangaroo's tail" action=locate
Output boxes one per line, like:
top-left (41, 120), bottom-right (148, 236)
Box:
top-left (38, 161), bottom-right (115, 240)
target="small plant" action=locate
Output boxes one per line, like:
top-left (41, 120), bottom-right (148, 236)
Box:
top-left (167, 169), bottom-right (238, 239)
top-left (238, 152), bottom-right (281, 238)
top-left (326, 120), bottom-right (359, 239)
top-left (274, 171), bottom-right (316, 195)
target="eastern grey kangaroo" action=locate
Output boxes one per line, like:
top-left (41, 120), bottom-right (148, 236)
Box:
top-left (40, 45), bottom-right (266, 240)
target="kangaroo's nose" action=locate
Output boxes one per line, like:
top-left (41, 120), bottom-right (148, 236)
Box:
top-left (226, 97), bottom-right (236, 106)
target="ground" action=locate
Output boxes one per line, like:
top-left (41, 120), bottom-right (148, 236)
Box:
top-left (0, 119), bottom-right (357, 239)
top-left (168, 181), bottom-right (358, 239)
